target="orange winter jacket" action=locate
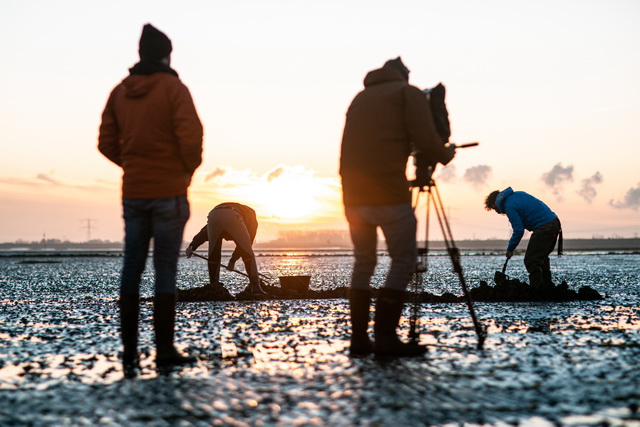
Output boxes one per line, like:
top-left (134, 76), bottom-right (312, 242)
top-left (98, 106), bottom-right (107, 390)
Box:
top-left (98, 72), bottom-right (203, 199)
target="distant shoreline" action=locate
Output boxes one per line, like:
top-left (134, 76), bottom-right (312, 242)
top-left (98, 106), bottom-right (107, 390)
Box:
top-left (1, 238), bottom-right (638, 255)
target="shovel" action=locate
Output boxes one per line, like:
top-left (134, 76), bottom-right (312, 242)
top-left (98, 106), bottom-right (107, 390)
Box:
top-left (191, 252), bottom-right (273, 282)
top-left (494, 258), bottom-right (510, 284)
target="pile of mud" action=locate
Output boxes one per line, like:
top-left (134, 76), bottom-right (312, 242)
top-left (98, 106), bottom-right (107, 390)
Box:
top-left (422, 279), bottom-right (602, 303)
top-left (177, 278), bottom-right (602, 303)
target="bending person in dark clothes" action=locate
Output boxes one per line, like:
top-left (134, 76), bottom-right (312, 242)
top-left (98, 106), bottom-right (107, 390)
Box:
top-left (485, 187), bottom-right (563, 290)
top-left (186, 202), bottom-right (267, 296)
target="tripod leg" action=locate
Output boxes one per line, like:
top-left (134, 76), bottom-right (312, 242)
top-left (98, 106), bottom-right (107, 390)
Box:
top-left (409, 188), bottom-right (429, 344)
top-left (431, 182), bottom-right (487, 350)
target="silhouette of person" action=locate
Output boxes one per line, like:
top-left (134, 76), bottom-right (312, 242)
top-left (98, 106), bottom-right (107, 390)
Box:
top-left (186, 203), bottom-right (267, 297)
top-left (340, 57), bottom-right (456, 357)
top-left (485, 187), bottom-right (562, 290)
top-left (98, 23), bottom-right (203, 378)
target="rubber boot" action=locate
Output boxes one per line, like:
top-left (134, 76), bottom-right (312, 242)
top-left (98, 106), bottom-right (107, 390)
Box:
top-left (207, 261), bottom-right (221, 285)
top-left (542, 266), bottom-right (554, 289)
top-left (246, 257), bottom-right (268, 297)
top-left (529, 268), bottom-right (544, 295)
top-left (153, 293), bottom-right (197, 369)
top-left (373, 288), bottom-right (426, 357)
top-left (119, 294), bottom-right (140, 379)
top-left (250, 278), bottom-right (268, 297)
top-left (348, 288), bottom-right (373, 356)
top-left (206, 267), bottom-right (234, 301)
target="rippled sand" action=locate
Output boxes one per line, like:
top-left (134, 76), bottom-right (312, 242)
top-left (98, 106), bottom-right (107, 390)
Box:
top-left (1, 252), bottom-right (639, 425)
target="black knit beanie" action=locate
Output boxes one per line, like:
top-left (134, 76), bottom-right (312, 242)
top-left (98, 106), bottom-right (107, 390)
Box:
top-left (139, 24), bottom-right (172, 60)
top-left (384, 57), bottom-right (410, 79)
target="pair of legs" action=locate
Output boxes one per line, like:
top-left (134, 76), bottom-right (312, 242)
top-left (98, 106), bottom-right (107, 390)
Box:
top-left (345, 203), bottom-right (425, 357)
top-left (346, 204), bottom-right (417, 292)
top-left (525, 218), bottom-right (560, 289)
top-left (206, 207), bottom-right (261, 292)
top-left (119, 195), bottom-right (195, 377)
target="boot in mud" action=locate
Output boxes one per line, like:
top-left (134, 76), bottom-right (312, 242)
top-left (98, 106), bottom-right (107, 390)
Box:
top-left (251, 280), bottom-right (268, 296)
top-left (542, 268), bottom-right (555, 290)
top-left (236, 281), bottom-right (269, 300)
top-left (529, 269), bottom-right (550, 298)
top-left (204, 283), bottom-right (234, 301)
top-left (373, 288), bottom-right (427, 358)
top-left (207, 261), bottom-right (221, 284)
top-left (206, 268), bottom-right (234, 300)
top-left (348, 288), bottom-right (373, 356)
top-left (153, 293), bottom-right (197, 370)
top-left (120, 294), bottom-right (140, 378)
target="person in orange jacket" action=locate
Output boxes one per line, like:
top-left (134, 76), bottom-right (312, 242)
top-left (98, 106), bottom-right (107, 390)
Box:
top-left (98, 24), bottom-right (203, 378)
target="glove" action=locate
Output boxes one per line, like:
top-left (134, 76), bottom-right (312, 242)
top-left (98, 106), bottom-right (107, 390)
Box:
top-left (441, 143), bottom-right (456, 165)
top-left (185, 245), bottom-right (194, 258)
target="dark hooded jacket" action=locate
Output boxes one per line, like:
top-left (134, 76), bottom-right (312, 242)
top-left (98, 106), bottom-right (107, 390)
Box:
top-left (98, 72), bottom-right (203, 199)
top-left (339, 62), bottom-right (453, 206)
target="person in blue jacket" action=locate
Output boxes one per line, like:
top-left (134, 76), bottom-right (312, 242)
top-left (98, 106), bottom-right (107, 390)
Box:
top-left (485, 187), bottom-right (562, 289)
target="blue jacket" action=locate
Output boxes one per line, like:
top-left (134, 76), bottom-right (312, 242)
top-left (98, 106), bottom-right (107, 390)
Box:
top-left (495, 187), bottom-right (557, 252)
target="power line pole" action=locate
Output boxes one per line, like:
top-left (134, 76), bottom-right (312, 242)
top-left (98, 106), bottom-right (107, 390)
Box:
top-left (80, 218), bottom-right (98, 242)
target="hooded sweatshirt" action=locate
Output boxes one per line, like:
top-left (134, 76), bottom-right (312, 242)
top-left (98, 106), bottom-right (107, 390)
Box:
top-left (495, 187), bottom-right (558, 252)
top-left (339, 62), bottom-right (452, 207)
top-left (98, 72), bottom-right (203, 199)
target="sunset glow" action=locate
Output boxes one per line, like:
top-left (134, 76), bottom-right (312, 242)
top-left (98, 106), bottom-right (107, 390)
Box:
top-left (0, 1), bottom-right (639, 243)
top-left (253, 179), bottom-right (321, 222)
top-left (189, 165), bottom-right (342, 231)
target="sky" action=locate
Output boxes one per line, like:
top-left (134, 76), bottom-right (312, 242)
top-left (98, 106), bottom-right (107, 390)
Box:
top-left (1, 0), bottom-right (639, 244)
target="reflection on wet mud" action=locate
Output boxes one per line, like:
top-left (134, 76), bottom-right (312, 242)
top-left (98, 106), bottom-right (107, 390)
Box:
top-left (0, 253), bottom-right (639, 425)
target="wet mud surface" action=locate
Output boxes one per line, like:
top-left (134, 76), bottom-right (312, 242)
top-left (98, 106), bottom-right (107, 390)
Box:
top-left (1, 252), bottom-right (639, 426)
top-left (179, 278), bottom-right (602, 303)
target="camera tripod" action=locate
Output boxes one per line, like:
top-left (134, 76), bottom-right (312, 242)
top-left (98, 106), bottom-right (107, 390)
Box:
top-left (408, 179), bottom-right (487, 350)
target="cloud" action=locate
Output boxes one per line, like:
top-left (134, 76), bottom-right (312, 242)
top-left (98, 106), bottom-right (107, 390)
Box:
top-left (266, 166), bottom-right (285, 182)
top-left (609, 183), bottom-right (640, 211)
top-left (542, 163), bottom-right (574, 198)
top-left (36, 173), bottom-right (61, 185)
top-left (463, 165), bottom-right (492, 189)
top-left (577, 171), bottom-right (603, 203)
top-left (436, 164), bottom-right (457, 183)
top-left (205, 167), bottom-right (227, 181)
top-left (0, 173), bottom-right (114, 192)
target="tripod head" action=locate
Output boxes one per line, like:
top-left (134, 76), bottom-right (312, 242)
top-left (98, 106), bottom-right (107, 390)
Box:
top-left (410, 142), bottom-right (479, 190)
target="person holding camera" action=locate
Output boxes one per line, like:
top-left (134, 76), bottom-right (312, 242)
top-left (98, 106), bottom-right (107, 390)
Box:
top-left (339, 57), bottom-right (456, 357)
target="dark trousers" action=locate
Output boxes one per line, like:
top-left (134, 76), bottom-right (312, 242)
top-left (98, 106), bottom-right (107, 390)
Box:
top-left (120, 195), bottom-right (190, 295)
top-left (207, 207), bottom-right (259, 287)
top-left (525, 218), bottom-right (560, 288)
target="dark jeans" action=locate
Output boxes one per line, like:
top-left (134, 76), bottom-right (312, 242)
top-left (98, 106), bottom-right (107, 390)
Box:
top-left (345, 203), bottom-right (417, 292)
top-left (120, 195), bottom-right (190, 296)
top-left (525, 218), bottom-right (560, 288)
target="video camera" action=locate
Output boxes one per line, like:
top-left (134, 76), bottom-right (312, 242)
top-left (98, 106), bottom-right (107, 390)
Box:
top-left (410, 83), bottom-right (477, 189)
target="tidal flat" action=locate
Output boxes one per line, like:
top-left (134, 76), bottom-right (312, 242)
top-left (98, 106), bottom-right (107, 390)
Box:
top-left (1, 251), bottom-right (639, 426)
